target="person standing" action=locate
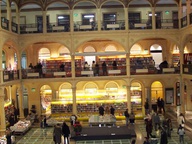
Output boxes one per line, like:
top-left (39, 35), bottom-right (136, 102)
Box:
top-left (53, 123), bottom-right (62, 144)
top-left (9, 112), bottom-right (15, 126)
top-left (160, 98), bottom-right (165, 114)
top-left (110, 106), bottom-right (115, 115)
top-left (92, 61), bottom-right (96, 76)
top-left (124, 108), bottom-right (129, 126)
top-left (6, 129), bottom-right (12, 144)
top-left (60, 63), bottom-right (65, 71)
top-left (99, 105), bottom-right (104, 116)
top-left (112, 61), bottom-right (117, 70)
top-left (95, 63), bottom-right (99, 76)
top-left (144, 99), bottom-right (149, 115)
top-left (102, 61), bottom-right (107, 76)
top-left (129, 111), bottom-right (135, 124)
top-left (178, 124), bottom-right (185, 144)
top-left (62, 122), bottom-right (70, 144)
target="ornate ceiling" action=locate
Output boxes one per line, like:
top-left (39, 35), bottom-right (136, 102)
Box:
top-left (0, 0), bottom-right (186, 10)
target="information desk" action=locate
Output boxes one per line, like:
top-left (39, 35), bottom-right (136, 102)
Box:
top-left (10, 120), bottom-right (31, 135)
top-left (89, 115), bottom-right (116, 127)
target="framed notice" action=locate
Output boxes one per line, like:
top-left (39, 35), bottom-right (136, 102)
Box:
top-left (165, 88), bottom-right (174, 104)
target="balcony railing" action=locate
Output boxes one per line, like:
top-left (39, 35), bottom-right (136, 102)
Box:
top-left (3, 70), bottom-right (19, 82)
top-left (2, 65), bottom-right (181, 82)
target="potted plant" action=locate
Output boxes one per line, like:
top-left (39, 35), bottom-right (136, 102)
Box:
top-left (73, 121), bottom-right (82, 135)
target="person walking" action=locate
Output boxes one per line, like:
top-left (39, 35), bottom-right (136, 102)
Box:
top-left (160, 127), bottom-right (168, 144)
top-left (153, 112), bottom-right (160, 131)
top-left (62, 122), bottom-right (70, 144)
top-left (145, 115), bottom-right (153, 138)
top-left (124, 108), bottom-right (129, 126)
top-left (177, 124), bottom-right (185, 144)
top-left (177, 113), bottom-right (185, 128)
top-left (53, 123), bottom-right (62, 144)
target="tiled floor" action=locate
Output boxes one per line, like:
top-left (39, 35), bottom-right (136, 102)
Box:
top-left (15, 112), bottom-right (192, 144)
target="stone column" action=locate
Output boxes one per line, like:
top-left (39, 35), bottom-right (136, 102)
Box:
top-left (72, 86), bottom-right (77, 115)
top-left (126, 85), bottom-right (131, 113)
top-left (0, 87), bottom-right (6, 136)
top-left (42, 11), bottom-right (47, 34)
top-left (0, 40), bottom-right (3, 84)
top-left (70, 10), bottom-right (74, 32)
top-left (179, 47), bottom-right (184, 74)
top-left (0, 1), bottom-right (2, 28)
top-left (186, 0), bottom-right (191, 26)
top-left (71, 55), bottom-right (75, 78)
top-left (16, 9), bottom-right (20, 34)
top-left (124, 8), bottom-right (128, 30)
top-left (126, 53), bottom-right (130, 76)
top-left (151, 7), bottom-right (156, 30)
top-left (178, 1), bottom-right (182, 29)
top-left (97, 9), bottom-right (101, 31)
top-left (18, 85), bottom-right (24, 119)
top-left (7, 4), bottom-right (11, 31)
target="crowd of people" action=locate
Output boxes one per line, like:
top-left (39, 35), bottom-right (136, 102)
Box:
top-left (82, 60), bottom-right (119, 76)
top-left (142, 97), bottom-right (187, 144)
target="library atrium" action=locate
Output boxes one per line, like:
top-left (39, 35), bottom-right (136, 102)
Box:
top-left (0, 0), bottom-right (192, 143)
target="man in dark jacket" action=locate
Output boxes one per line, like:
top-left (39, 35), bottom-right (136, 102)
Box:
top-left (53, 123), bottom-right (62, 144)
top-left (62, 122), bottom-right (70, 144)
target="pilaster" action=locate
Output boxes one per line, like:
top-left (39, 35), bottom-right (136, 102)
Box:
top-left (151, 7), bottom-right (156, 30)
top-left (124, 8), bottom-right (128, 30)
top-left (97, 9), bottom-right (101, 31)
top-left (0, 87), bottom-right (6, 136)
top-left (42, 11), bottom-right (47, 34)
top-left (18, 85), bottom-right (24, 119)
top-left (72, 86), bottom-right (77, 115)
